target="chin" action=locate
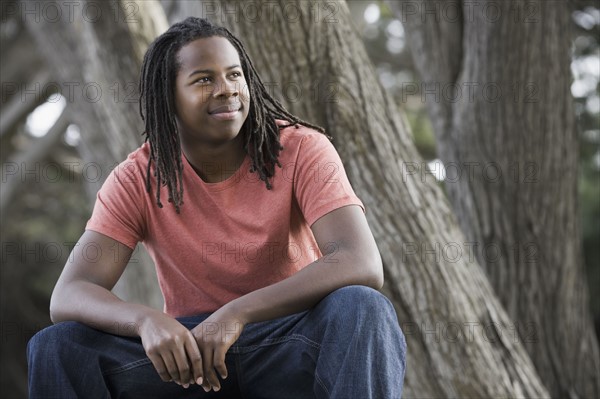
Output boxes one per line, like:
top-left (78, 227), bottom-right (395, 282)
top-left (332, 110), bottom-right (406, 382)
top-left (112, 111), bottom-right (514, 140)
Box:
top-left (208, 124), bottom-right (244, 144)
top-left (232, 115), bottom-right (249, 135)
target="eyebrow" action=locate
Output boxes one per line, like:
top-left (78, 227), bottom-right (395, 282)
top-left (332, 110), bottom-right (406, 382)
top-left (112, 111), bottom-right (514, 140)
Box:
top-left (188, 64), bottom-right (241, 78)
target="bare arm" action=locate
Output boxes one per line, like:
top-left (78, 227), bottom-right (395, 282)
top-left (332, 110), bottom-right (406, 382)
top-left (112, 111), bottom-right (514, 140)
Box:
top-left (50, 230), bottom-right (152, 335)
top-left (50, 230), bottom-right (204, 388)
top-left (224, 204), bottom-right (383, 324)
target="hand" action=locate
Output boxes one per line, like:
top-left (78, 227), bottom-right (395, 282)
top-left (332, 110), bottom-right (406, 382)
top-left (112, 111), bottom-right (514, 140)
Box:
top-left (138, 311), bottom-right (203, 388)
top-left (191, 305), bottom-right (246, 392)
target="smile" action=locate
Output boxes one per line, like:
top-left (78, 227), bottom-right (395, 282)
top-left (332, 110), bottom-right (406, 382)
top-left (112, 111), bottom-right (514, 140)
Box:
top-left (209, 103), bottom-right (241, 120)
top-left (209, 109), bottom-right (240, 121)
top-left (210, 103), bottom-right (241, 114)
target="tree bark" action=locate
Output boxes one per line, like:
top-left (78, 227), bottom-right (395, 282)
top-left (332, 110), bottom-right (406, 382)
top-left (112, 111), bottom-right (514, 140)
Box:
top-left (391, 1), bottom-right (600, 397)
top-left (22, 0), bottom-right (167, 310)
top-left (0, 107), bottom-right (70, 218)
top-left (166, 1), bottom-right (549, 397)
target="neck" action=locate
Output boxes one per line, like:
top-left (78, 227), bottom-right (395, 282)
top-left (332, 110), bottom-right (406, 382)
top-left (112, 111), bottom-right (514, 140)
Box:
top-left (181, 135), bottom-right (246, 183)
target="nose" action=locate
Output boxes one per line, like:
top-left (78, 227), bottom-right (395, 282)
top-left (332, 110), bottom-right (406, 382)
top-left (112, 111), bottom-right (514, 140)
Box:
top-left (212, 76), bottom-right (239, 99)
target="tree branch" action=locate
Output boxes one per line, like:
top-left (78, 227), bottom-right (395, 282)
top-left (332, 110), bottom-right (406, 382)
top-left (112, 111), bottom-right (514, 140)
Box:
top-left (0, 108), bottom-right (70, 218)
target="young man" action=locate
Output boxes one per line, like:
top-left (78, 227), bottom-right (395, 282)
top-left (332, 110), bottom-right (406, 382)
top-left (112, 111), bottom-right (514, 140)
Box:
top-left (27, 17), bottom-right (406, 398)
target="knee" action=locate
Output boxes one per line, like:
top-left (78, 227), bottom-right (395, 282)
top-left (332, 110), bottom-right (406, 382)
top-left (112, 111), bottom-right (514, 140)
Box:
top-left (321, 285), bottom-right (398, 324)
top-left (27, 321), bottom-right (93, 360)
top-left (317, 286), bottom-right (406, 352)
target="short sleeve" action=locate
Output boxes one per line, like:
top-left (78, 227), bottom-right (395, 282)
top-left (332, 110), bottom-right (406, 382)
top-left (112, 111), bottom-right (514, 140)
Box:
top-left (85, 159), bottom-right (146, 250)
top-left (293, 132), bottom-right (365, 226)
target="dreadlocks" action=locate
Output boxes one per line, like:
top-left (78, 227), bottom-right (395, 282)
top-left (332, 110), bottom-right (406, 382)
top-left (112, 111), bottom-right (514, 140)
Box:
top-left (139, 17), bottom-right (326, 213)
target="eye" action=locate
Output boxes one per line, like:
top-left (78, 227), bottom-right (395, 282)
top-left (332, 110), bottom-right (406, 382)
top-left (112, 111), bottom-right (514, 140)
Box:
top-left (194, 77), bottom-right (211, 84)
top-left (231, 71), bottom-right (242, 78)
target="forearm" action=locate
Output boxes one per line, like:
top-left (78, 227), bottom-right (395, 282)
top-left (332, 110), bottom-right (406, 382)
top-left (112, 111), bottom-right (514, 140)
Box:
top-left (50, 280), bottom-right (161, 337)
top-left (225, 251), bottom-right (382, 325)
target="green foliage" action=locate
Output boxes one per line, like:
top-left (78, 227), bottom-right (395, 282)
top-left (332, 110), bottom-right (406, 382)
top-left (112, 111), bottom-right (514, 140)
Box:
top-left (0, 152), bottom-right (91, 397)
top-left (404, 108), bottom-right (437, 161)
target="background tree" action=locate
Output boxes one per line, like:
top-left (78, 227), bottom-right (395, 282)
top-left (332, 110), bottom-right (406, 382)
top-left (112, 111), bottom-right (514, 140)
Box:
top-left (385, 0), bottom-right (600, 397)
top-left (165, 0), bottom-right (549, 396)
top-left (20, 0), bottom-right (166, 308)
top-left (1, 0), bottom-right (598, 397)
top-left (1, 1), bottom-right (166, 395)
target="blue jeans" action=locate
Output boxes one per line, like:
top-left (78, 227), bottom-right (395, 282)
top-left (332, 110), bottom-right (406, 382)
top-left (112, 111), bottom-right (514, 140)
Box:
top-left (27, 285), bottom-right (406, 398)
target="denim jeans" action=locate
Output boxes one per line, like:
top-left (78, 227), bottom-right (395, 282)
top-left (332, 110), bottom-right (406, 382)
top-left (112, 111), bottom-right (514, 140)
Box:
top-left (27, 285), bottom-right (406, 398)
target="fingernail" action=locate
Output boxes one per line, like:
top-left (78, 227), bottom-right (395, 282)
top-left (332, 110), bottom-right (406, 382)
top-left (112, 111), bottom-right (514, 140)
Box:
top-left (197, 377), bottom-right (203, 385)
top-left (214, 386), bottom-right (220, 392)
top-left (203, 386), bottom-right (210, 392)
top-left (183, 383), bottom-right (189, 389)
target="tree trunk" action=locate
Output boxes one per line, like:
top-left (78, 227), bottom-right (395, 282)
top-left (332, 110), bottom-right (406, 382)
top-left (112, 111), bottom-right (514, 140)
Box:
top-left (391, 0), bottom-right (600, 397)
top-left (166, 1), bottom-right (549, 397)
top-left (23, 0), bottom-right (167, 310)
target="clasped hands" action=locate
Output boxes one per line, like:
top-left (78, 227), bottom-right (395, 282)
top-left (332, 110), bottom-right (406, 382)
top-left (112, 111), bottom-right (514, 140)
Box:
top-left (139, 305), bottom-right (245, 392)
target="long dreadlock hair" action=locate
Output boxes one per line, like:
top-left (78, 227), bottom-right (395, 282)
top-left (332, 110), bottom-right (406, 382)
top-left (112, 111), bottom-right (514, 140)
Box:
top-left (139, 17), bottom-right (326, 213)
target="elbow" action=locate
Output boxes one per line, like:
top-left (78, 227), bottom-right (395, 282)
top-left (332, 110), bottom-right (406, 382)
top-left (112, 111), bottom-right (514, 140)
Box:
top-left (49, 293), bottom-right (62, 324)
top-left (369, 257), bottom-right (385, 290)
top-left (49, 310), bottom-right (61, 325)
top-left (49, 283), bottom-right (69, 324)
top-left (50, 297), bottom-right (72, 325)
top-left (356, 251), bottom-right (384, 290)
top-left (371, 273), bottom-right (384, 291)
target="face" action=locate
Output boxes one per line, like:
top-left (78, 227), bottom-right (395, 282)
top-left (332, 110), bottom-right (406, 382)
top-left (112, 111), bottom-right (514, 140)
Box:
top-left (174, 36), bottom-right (250, 147)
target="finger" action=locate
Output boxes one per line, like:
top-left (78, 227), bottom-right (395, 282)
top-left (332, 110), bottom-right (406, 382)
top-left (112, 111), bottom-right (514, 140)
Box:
top-left (213, 345), bottom-right (228, 380)
top-left (162, 352), bottom-right (181, 384)
top-left (173, 343), bottom-right (192, 387)
top-left (201, 347), bottom-right (221, 392)
top-left (147, 352), bottom-right (171, 382)
top-left (184, 334), bottom-right (204, 385)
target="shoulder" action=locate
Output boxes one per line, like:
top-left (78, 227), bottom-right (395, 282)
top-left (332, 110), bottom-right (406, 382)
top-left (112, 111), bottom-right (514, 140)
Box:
top-left (103, 142), bottom-right (150, 190)
top-left (275, 119), bottom-right (332, 160)
top-left (122, 141), bottom-right (151, 169)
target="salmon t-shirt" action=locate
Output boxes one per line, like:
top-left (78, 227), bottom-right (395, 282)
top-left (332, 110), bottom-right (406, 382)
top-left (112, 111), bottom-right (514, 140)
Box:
top-left (85, 120), bottom-right (365, 317)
